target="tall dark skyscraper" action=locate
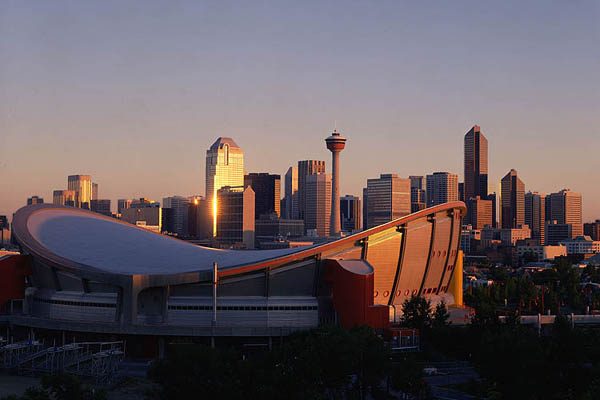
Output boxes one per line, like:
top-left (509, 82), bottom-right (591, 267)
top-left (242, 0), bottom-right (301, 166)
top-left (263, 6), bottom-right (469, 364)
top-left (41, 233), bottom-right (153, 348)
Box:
top-left (244, 173), bottom-right (281, 219)
top-left (500, 169), bottom-right (525, 229)
top-left (464, 125), bottom-right (488, 201)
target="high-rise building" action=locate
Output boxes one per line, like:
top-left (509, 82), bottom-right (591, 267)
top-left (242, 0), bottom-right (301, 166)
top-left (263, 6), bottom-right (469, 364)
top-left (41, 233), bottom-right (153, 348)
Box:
top-left (284, 167), bottom-right (299, 220)
top-left (409, 175), bottom-right (427, 211)
top-left (340, 195), bottom-right (361, 232)
top-left (92, 183), bottom-right (99, 201)
top-left (466, 196), bottom-right (493, 229)
top-left (304, 173), bottom-right (331, 237)
top-left (500, 169), bottom-right (525, 229)
top-left (53, 190), bottom-right (76, 206)
top-left (162, 196), bottom-right (190, 237)
top-left (216, 186), bottom-right (255, 249)
top-left (90, 199), bottom-right (111, 217)
top-left (0, 215), bottom-right (8, 247)
top-left (487, 192), bottom-right (498, 228)
top-left (68, 175), bottom-right (92, 209)
top-left (206, 138), bottom-right (244, 236)
top-left (325, 128), bottom-right (347, 236)
top-left (426, 172), bottom-right (459, 207)
top-left (362, 187), bottom-right (369, 230)
top-left (187, 196), bottom-right (211, 240)
top-left (458, 182), bottom-right (464, 202)
top-left (297, 160), bottom-right (326, 221)
top-left (244, 173), bottom-right (281, 219)
top-left (546, 221), bottom-right (573, 246)
top-left (27, 196), bottom-right (44, 205)
top-left (547, 189), bottom-right (583, 237)
top-left (366, 174), bottom-right (411, 229)
top-left (525, 192), bottom-right (546, 245)
top-left (584, 220), bottom-right (600, 241)
top-left (464, 125), bottom-right (488, 201)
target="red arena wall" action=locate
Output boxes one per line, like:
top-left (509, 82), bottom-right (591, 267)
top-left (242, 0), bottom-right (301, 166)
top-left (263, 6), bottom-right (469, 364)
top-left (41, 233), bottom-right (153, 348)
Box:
top-left (0, 255), bottom-right (31, 309)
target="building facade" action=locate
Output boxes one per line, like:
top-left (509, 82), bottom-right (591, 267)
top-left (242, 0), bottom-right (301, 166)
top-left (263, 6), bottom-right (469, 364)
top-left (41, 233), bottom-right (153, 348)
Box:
top-left (297, 160), bottom-right (326, 222)
top-left (500, 169), bottom-right (525, 229)
top-left (547, 189), bottom-right (583, 238)
top-left (464, 125), bottom-right (488, 202)
top-left (305, 173), bottom-right (331, 237)
top-left (53, 190), bottom-right (76, 207)
top-left (466, 196), bottom-right (493, 229)
top-left (426, 172), bottom-right (459, 207)
top-left (584, 221), bottom-right (600, 241)
top-left (244, 173), bottom-right (281, 219)
top-left (525, 192), bottom-right (546, 245)
top-left (90, 199), bottom-right (111, 217)
top-left (340, 195), bottom-right (361, 233)
top-left (366, 174), bottom-right (411, 229)
top-left (162, 196), bottom-right (190, 237)
top-left (216, 186), bottom-right (255, 249)
top-left (67, 175), bottom-right (93, 209)
top-left (283, 167), bottom-right (299, 220)
top-left (206, 138), bottom-right (245, 236)
top-left (121, 199), bottom-right (162, 233)
top-left (560, 236), bottom-right (600, 255)
top-left (27, 196), bottom-right (44, 205)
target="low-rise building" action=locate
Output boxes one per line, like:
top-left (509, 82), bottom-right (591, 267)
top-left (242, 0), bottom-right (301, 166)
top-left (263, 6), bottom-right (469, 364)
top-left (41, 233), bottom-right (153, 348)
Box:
top-left (516, 244), bottom-right (567, 261)
top-left (559, 236), bottom-right (600, 255)
top-left (500, 226), bottom-right (531, 246)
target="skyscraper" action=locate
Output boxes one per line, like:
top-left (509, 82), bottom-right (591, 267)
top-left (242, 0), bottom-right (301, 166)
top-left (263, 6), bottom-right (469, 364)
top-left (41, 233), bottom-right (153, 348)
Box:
top-left (500, 169), bottom-right (525, 229)
top-left (426, 172), bottom-right (459, 207)
top-left (53, 190), bottom-right (76, 206)
top-left (466, 196), bottom-right (493, 229)
top-left (464, 125), bottom-right (488, 200)
top-left (366, 174), bottom-right (411, 229)
top-left (547, 189), bottom-right (583, 237)
top-left (92, 183), bottom-right (99, 201)
top-left (68, 175), bottom-right (92, 209)
top-left (216, 186), bottom-right (255, 249)
top-left (525, 192), bottom-right (546, 245)
top-left (162, 196), bottom-right (190, 237)
top-left (297, 160), bottom-right (326, 221)
top-left (244, 173), bottom-right (281, 219)
top-left (409, 175), bottom-right (427, 212)
top-left (283, 167), bottom-right (299, 220)
top-left (205, 138), bottom-right (244, 236)
top-left (340, 195), bottom-right (361, 232)
top-left (325, 128), bottom-right (347, 236)
top-left (305, 173), bottom-right (331, 237)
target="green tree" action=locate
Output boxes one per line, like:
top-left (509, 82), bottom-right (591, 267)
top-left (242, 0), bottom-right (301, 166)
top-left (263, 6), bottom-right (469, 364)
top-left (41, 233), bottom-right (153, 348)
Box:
top-left (400, 295), bottom-right (432, 331)
top-left (432, 300), bottom-right (450, 329)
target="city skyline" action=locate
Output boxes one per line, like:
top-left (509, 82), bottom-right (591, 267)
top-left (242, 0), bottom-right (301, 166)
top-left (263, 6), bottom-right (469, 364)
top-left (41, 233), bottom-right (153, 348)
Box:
top-left (1, 1), bottom-right (599, 220)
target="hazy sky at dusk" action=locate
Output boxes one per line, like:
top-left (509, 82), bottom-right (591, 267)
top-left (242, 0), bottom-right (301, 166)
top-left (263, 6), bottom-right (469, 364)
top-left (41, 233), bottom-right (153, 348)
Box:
top-left (1, 1), bottom-right (599, 220)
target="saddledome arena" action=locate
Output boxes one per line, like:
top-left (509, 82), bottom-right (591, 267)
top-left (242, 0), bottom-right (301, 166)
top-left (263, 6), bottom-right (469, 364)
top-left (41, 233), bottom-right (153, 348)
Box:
top-left (6, 202), bottom-right (465, 341)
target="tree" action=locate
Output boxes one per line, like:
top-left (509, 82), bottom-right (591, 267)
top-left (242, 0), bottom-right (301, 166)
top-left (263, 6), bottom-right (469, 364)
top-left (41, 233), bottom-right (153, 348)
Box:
top-left (432, 300), bottom-right (450, 329)
top-left (401, 295), bottom-right (432, 331)
top-left (0, 375), bottom-right (106, 400)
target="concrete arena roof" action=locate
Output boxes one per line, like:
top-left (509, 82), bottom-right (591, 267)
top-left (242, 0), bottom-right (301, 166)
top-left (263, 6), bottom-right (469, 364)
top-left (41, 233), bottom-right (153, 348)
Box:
top-left (13, 202), bottom-right (467, 278)
top-left (16, 206), bottom-right (307, 275)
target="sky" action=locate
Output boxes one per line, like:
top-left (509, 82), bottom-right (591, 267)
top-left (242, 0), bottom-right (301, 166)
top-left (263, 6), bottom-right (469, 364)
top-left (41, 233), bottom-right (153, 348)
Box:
top-left (1, 1), bottom-right (599, 221)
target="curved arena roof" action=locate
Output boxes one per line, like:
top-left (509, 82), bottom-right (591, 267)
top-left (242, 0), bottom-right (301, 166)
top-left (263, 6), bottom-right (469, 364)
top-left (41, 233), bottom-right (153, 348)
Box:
top-left (13, 202), bottom-right (466, 281)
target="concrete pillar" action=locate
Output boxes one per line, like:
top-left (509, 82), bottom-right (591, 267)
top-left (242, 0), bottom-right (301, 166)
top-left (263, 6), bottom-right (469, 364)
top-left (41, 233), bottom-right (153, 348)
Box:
top-left (448, 251), bottom-right (464, 306)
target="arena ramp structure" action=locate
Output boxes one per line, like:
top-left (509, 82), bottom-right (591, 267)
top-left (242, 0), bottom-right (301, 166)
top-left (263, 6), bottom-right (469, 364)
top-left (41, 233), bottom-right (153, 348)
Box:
top-left (9, 202), bottom-right (465, 336)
